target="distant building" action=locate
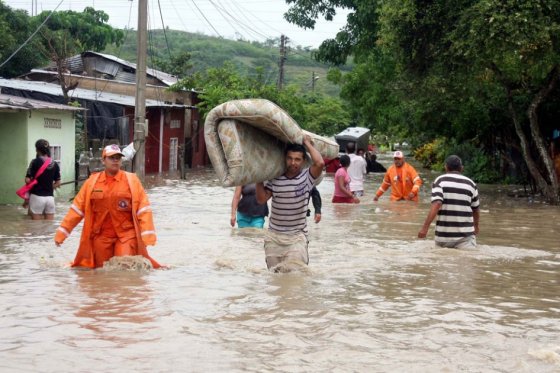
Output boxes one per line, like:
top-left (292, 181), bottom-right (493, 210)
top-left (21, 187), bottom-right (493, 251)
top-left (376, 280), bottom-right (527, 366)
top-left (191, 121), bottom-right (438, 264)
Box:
top-left (0, 94), bottom-right (84, 204)
top-left (11, 51), bottom-right (209, 173)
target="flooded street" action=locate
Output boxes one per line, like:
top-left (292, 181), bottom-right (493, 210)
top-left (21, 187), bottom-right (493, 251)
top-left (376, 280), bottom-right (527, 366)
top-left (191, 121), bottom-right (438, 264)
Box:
top-left (1, 163), bottom-right (559, 372)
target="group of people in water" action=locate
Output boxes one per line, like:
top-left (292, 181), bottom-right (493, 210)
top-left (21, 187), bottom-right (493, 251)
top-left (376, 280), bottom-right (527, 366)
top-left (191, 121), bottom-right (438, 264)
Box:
top-left (22, 137), bottom-right (480, 272)
top-left (229, 138), bottom-right (480, 271)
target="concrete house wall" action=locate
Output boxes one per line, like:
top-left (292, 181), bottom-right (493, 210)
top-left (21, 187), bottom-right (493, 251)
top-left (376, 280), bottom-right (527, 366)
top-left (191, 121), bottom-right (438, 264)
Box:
top-left (0, 112), bottom-right (29, 204)
top-left (0, 110), bottom-right (76, 204)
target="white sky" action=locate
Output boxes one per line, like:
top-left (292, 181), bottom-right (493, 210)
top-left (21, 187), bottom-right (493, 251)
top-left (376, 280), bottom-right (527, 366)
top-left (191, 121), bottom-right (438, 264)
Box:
top-left (5, 0), bottom-right (349, 48)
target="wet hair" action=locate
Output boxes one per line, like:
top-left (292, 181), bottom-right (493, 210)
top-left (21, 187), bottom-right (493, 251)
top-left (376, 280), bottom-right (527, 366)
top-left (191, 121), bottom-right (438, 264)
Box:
top-left (285, 143), bottom-right (307, 158)
top-left (35, 139), bottom-right (50, 157)
top-left (445, 155), bottom-right (463, 171)
top-left (340, 154), bottom-right (351, 167)
top-left (346, 142), bottom-right (356, 154)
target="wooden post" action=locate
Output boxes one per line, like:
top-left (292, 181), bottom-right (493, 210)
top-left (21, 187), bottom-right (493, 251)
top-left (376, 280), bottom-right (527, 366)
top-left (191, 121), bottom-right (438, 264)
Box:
top-left (134, 0), bottom-right (148, 182)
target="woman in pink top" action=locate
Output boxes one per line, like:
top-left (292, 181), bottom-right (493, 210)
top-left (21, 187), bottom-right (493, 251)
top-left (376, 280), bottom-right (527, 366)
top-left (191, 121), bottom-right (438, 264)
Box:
top-left (332, 155), bottom-right (360, 203)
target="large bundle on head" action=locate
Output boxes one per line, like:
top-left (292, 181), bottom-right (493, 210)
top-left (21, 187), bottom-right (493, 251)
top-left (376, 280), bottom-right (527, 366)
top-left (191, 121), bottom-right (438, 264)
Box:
top-left (204, 99), bottom-right (338, 187)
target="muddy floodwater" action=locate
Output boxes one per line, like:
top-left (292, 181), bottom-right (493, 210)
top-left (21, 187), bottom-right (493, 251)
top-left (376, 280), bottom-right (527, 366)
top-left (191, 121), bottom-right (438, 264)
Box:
top-left (1, 161), bottom-right (559, 372)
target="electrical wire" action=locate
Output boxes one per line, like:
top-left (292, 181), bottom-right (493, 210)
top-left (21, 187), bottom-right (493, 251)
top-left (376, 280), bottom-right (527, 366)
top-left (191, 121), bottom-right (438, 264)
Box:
top-left (90, 0), bottom-right (135, 97)
top-left (0, 0), bottom-right (65, 70)
top-left (210, 0), bottom-right (269, 41)
top-left (157, 0), bottom-right (173, 60)
top-left (189, 0), bottom-right (222, 38)
top-left (206, 0), bottom-right (242, 38)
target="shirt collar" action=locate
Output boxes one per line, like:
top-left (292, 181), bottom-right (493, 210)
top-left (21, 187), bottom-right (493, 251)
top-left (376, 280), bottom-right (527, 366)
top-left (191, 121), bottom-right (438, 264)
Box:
top-left (98, 169), bottom-right (123, 183)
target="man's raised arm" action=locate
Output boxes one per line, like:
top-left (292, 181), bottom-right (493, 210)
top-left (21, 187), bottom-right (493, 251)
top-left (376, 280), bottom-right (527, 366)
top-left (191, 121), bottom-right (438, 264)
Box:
top-left (303, 135), bottom-right (325, 179)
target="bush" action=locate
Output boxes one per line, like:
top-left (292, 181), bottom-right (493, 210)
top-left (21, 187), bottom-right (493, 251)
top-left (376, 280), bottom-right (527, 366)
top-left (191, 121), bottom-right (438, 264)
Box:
top-left (415, 138), bottom-right (500, 183)
top-left (449, 142), bottom-right (500, 183)
top-left (414, 138), bottom-right (447, 169)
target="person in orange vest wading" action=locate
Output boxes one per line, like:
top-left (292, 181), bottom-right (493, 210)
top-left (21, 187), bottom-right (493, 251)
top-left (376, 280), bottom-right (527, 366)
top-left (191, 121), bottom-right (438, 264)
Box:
top-left (54, 144), bottom-right (161, 269)
top-left (373, 151), bottom-right (423, 202)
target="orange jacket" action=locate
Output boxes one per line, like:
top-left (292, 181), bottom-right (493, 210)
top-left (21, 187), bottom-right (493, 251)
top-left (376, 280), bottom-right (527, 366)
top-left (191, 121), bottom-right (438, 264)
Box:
top-left (55, 170), bottom-right (160, 268)
top-left (375, 163), bottom-right (422, 201)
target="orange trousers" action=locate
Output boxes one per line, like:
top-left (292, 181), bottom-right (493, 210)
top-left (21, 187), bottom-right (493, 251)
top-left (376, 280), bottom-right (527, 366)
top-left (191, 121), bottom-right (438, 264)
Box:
top-left (92, 235), bottom-right (138, 268)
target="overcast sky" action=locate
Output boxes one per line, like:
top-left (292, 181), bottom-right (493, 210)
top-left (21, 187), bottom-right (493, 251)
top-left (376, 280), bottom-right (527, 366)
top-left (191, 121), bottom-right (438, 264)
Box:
top-left (5, 0), bottom-right (349, 48)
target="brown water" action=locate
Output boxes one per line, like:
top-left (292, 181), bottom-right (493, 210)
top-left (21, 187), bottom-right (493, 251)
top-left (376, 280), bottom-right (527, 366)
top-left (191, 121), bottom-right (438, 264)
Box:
top-left (1, 165), bottom-right (559, 372)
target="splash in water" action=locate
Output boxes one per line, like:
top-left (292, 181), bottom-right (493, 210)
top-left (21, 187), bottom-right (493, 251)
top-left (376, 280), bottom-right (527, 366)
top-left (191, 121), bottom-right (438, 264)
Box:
top-left (102, 255), bottom-right (153, 271)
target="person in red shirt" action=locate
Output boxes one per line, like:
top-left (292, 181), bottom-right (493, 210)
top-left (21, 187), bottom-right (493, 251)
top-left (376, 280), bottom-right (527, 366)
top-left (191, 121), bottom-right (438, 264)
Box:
top-left (332, 155), bottom-right (360, 203)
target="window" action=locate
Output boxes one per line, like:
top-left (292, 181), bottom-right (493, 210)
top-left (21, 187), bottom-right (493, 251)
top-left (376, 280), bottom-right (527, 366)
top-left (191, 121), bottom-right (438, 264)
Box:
top-left (169, 137), bottom-right (178, 171)
top-left (50, 145), bottom-right (62, 166)
top-left (44, 118), bottom-right (61, 129)
top-left (170, 119), bottom-right (180, 129)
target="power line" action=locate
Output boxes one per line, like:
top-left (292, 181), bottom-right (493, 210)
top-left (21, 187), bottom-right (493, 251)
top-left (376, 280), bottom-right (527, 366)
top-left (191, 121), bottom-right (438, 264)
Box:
top-left (90, 0), bottom-right (135, 98)
top-left (210, 0), bottom-right (270, 41)
top-left (219, 0), bottom-right (270, 39)
top-left (206, 0), bottom-right (244, 39)
top-left (189, 0), bottom-right (222, 38)
top-left (157, 0), bottom-right (173, 60)
top-left (0, 0), bottom-right (65, 70)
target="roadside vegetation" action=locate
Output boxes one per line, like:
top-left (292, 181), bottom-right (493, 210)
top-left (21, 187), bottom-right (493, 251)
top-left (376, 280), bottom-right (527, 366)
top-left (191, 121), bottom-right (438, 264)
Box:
top-left (1, 1), bottom-right (559, 202)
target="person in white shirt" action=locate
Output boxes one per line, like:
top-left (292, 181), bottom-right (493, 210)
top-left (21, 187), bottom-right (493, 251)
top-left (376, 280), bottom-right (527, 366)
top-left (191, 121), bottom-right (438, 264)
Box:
top-left (346, 142), bottom-right (367, 197)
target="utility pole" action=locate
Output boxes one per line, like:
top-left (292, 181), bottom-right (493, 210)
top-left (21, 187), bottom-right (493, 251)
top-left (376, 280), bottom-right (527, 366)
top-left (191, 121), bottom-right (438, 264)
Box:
top-left (278, 35), bottom-right (288, 90)
top-left (134, 0), bottom-right (147, 182)
top-left (311, 71), bottom-right (319, 92)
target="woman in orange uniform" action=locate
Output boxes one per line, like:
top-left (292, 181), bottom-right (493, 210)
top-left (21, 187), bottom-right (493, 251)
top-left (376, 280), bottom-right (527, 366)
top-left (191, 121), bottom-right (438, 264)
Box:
top-left (54, 144), bottom-right (160, 269)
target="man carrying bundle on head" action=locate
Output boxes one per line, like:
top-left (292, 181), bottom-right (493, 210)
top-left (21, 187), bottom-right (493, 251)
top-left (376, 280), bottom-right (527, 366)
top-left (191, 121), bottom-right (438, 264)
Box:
top-left (256, 135), bottom-right (324, 272)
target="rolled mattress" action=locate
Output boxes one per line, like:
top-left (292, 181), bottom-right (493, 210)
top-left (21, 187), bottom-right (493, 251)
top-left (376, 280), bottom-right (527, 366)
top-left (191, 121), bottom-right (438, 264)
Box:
top-left (204, 99), bottom-right (339, 187)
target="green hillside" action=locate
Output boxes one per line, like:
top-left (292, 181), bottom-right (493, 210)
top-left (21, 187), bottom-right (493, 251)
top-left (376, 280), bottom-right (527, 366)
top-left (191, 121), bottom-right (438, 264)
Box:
top-left (103, 29), bottom-right (351, 97)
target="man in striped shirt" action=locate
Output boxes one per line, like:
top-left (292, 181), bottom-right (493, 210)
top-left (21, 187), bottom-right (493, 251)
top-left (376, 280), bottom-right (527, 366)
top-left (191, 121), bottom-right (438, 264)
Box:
top-left (418, 155), bottom-right (480, 249)
top-left (256, 135), bottom-right (324, 271)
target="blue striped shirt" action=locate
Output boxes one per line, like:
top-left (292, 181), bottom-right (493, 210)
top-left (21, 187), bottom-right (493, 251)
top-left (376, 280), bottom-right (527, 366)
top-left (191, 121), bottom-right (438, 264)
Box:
top-left (265, 168), bottom-right (316, 234)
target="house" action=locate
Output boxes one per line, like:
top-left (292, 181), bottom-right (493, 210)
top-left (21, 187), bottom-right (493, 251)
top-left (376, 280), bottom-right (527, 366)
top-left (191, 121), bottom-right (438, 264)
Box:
top-left (0, 94), bottom-right (84, 204)
top-left (17, 51), bottom-right (209, 172)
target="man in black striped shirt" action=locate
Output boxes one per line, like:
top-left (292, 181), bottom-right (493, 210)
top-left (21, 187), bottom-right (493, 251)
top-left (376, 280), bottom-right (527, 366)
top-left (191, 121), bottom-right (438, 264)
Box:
top-left (418, 155), bottom-right (480, 249)
top-left (256, 135), bottom-right (324, 271)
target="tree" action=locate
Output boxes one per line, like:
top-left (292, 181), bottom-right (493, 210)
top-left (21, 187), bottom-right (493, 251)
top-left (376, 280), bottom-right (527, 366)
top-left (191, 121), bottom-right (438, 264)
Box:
top-left (0, 3), bottom-right (47, 77)
top-left (284, 0), bottom-right (560, 202)
top-left (32, 7), bottom-right (124, 100)
top-left (171, 62), bottom-right (350, 135)
top-left (152, 51), bottom-right (193, 79)
top-left (378, 0), bottom-right (560, 202)
top-left (284, 0), bottom-right (377, 65)
top-left (302, 95), bottom-right (351, 135)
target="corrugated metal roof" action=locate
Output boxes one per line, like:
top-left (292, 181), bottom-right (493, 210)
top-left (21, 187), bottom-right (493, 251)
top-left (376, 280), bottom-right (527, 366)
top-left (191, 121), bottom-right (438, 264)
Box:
top-left (83, 51), bottom-right (179, 86)
top-left (0, 79), bottom-right (182, 108)
top-left (41, 52), bottom-right (180, 86)
top-left (114, 70), bottom-right (137, 83)
top-left (0, 93), bottom-right (85, 112)
top-left (83, 55), bottom-right (121, 77)
top-left (45, 54), bottom-right (84, 74)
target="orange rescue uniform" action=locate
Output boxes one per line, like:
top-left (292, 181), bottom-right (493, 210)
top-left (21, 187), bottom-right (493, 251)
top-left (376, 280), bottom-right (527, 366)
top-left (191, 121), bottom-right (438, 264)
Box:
top-left (375, 163), bottom-right (422, 201)
top-left (55, 170), bottom-right (160, 268)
